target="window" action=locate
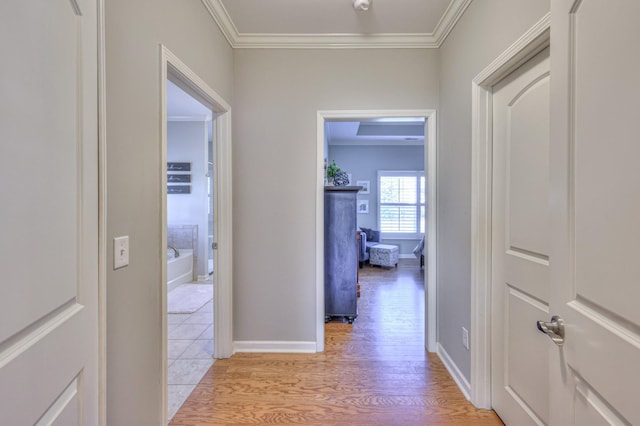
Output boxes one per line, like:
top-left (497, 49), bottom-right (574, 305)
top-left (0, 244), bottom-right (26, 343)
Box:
top-left (378, 171), bottom-right (425, 239)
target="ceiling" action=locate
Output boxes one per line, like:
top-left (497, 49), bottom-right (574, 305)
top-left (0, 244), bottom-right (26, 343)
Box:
top-left (166, 80), bottom-right (212, 120)
top-left (166, 80), bottom-right (214, 142)
top-left (327, 119), bottom-right (425, 146)
top-left (202, 0), bottom-right (472, 48)
top-left (170, 1), bottom-right (463, 127)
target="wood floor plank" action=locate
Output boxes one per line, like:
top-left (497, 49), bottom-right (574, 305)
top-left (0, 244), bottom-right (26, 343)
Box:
top-left (170, 259), bottom-right (502, 425)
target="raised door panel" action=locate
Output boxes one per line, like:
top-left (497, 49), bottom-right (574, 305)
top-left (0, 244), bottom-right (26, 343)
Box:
top-left (0, 0), bottom-right (79, 345)
top-left (507, 75), bottom-right (551, 260)
top-left (506, 287), bottom-right (550, 420)
top-left (571, 1), bottom-right (640, 327)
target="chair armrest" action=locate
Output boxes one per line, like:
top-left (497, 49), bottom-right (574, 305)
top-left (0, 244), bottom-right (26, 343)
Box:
top-left (358, 231), bottom-right (369, 260)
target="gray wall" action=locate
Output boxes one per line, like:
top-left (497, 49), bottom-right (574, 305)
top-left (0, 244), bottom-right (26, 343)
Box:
top-left (328, 144), bottom-right (425, 255)
top-left (105, 0), bottom-right (233, 423)
top-left (167, 120), bottom-right (209, 278)
top-left (437, 0), bottom-right (549, 381)
top-left (233, 49), bottom-right (439, 343)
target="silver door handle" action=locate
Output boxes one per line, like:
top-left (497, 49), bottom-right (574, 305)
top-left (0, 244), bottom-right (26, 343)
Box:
top-left (536, 315), bottom-right (565, 346)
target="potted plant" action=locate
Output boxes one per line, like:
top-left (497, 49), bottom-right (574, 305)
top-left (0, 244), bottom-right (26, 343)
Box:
top-left (325, 160), bottom-right (341, 185)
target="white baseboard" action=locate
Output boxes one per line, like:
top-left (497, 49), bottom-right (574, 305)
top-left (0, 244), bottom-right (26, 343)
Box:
top-left (399, 254), bottom-right (421, 259)
top-left (233, 341), bottom-right (317, 353)
top-left (437, 342), bottom-right (471, 401)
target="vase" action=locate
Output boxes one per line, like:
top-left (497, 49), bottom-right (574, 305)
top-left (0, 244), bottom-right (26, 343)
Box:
top-left (333, 172), bottom-right (349, 186)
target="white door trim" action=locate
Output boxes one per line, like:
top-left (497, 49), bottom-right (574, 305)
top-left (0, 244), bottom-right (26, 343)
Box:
top-left (160, 46), bottom-right (234, 424)
top-left (316, 109), bottom-right (437, 353)
top-left (470, 13), bottom-right (550, 409)
top-left (97, 0), bottom-right (107, 424)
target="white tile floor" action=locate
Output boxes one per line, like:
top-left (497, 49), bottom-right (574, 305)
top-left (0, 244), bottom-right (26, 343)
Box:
top-left (167, 282), bottom-right (214, 421)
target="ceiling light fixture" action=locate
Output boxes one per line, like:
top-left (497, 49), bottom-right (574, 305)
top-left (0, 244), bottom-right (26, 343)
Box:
top-left (353, 0), bottom-right (371, 11)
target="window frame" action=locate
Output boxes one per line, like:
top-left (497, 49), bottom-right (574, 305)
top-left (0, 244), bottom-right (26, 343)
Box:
top-left (377, 170), bottom-right (425, 240)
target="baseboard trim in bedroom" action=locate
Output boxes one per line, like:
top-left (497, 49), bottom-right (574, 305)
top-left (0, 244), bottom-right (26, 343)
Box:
top-left (233, 341), bottom-right (317, 354)
top-left (399, 254), bottom-right (421, 259)
top-left (437, 342), bottom-right (472, 401)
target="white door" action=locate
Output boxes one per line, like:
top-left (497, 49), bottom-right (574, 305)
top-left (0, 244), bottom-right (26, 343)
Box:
top-left (0, 0), bottom-right (99, 424)
top-left (548, 1), bottom-right (640, 424)
top-left (491, 47), bottom-right (551, 425)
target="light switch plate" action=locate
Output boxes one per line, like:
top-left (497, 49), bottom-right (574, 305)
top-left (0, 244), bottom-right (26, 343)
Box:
top-left (114, 236), bottom-right (129, 269)
top-left (462, 327), bottom-right (470, 350)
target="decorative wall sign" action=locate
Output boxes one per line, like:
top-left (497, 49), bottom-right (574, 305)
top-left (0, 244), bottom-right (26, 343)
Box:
top-left (168, 174), bottom-right (191, 183)
top-left (168, 185), bottom-right (191, 194)
top-left (167, 162), bottom-right (191, 172)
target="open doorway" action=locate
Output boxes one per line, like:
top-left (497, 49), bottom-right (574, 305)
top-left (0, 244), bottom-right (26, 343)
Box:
top-left (160, 46), bottom-right (234, 424)
top-left (316, 110), bottom-right (437, 352)
top-left (165, 77), bottom-right (215, 420)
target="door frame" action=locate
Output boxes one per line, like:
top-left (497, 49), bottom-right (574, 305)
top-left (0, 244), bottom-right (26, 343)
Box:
top-left (470, 13), bottom-right (550, 409)
top-left (160, 46), bottom-right (234, 423)
top-left (315, 109), bottom-right (438, 353)
top-left (98, 0), bottom-right (107, 424)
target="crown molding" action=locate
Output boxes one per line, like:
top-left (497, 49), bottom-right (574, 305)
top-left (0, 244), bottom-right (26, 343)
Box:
top-left (201, 0), bottom-right (472, 49)
top-left (233, 33), bottom-right (437, 49)
top-left (432, 0), bottom-right (473, 46)
top-left (201, 0), bottom-right (239, 47)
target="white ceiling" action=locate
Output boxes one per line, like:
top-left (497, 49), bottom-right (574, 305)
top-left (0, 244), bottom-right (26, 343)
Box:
top-left (166, 80), bottom-right (212, 120)
top-left (327, 119), bottom-right (425, 146)
top-left (203, 0), bottom-right (472, 48)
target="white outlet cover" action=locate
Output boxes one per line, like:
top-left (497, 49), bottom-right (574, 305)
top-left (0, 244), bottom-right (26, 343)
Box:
top-left (114, 236), bottom-right (129, 269)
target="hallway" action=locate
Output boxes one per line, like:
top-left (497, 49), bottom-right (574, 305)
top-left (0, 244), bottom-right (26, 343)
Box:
top-left (170, 259), bottom-right (502, 425)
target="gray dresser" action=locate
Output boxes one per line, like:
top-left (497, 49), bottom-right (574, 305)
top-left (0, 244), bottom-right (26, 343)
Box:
top-left (324, 186), bottom-right (361, 323)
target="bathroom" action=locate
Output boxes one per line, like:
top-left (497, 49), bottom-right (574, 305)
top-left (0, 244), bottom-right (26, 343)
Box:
top-left (165, 79), bottom-right (215, 420)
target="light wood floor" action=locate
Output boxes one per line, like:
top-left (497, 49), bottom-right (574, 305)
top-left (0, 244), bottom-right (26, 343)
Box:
top-left (170, 259), bottom-right (503, 425)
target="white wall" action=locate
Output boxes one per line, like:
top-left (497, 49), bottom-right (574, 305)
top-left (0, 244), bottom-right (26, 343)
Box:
top-left (328, 144), bottom-right (425, 255)
top-left (233, 49), bottom-right (439, 344)
top-left (105, 0), bottom-right (233, 423)
top-left (167, 120), bottom-right (209, 279)
top-left (437, 0), bottom-right (550, 381)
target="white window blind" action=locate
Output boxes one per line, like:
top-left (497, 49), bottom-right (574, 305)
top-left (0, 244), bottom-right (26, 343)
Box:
top-left (378, 171), bottom-right (425, 239)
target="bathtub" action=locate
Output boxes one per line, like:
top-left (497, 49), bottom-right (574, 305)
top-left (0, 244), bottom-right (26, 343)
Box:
top-left (167, 249), bottom-right (193, 293)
